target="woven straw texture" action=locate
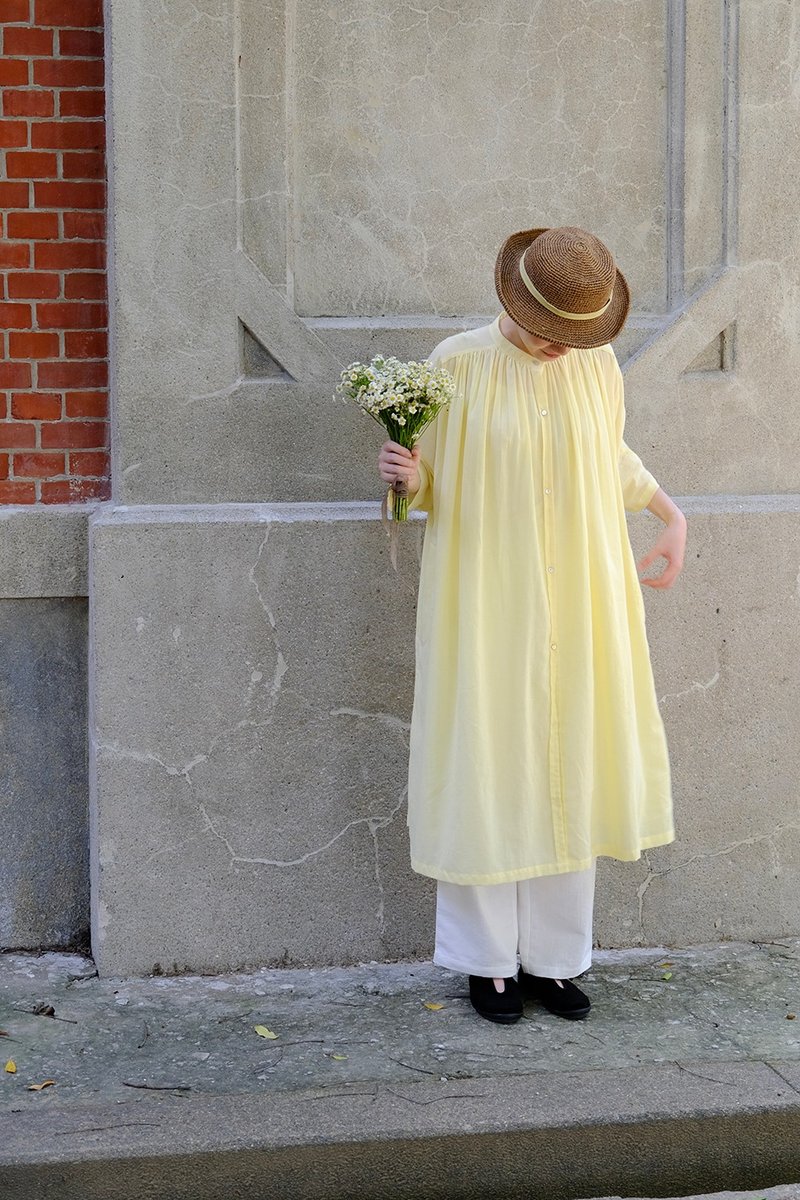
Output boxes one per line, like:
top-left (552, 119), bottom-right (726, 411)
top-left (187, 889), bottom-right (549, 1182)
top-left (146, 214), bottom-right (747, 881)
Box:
top-left (494, 225), bottom-right (630, 349)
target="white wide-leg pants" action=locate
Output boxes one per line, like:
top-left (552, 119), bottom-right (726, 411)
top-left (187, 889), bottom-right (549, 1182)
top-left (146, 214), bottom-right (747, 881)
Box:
top-left (433, 859), bottom-right (597, 979)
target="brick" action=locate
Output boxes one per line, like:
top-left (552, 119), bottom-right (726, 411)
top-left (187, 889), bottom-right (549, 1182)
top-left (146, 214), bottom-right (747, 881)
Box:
top-left (64, 272), bottom-right (105, 299)
top-left (37, 238), bottom-right (104, 270)
top-left (6, 150), bottom-right (58, 178)
top-left (0, 181), bottom-right (30, 207)
top-left (34, 58), bottom-right (104, 88)
top-left (0, 60), bottom-right (29, 87)
top-left (0, 243), bottom-right (31, 269)
top-left (65, 329), bottom-right (106, 358)
top-left (32, 120), bottom-right (103, 149)
top-left (0, 363), bottom-right (32, 388)
top-left (0, 480), bottom-right (36, 503)
top-left (35, 0), bottom-right (103, 26)
top-left (0, 421), bottom-right (36, 448)
top-left (13, 450), bottom-right (65, 477)
top-left (8, 331), bottom-right (60, 359)
top-left (40, 419), bottom-right (107, 448)
top-left (63, 210), bottom-right (104, 239)
top-left (36, 300), bottom-right (106, 328)
top-left (69, 449), bottom-right (108, 475)
top-left (35, 239), bottom-right (105, 269)
top-left (59, 28), bottom-right (103, 56)
top-left (10, 392), bottom-right (62, 420)
top-left (3, 88), bottom-right (53, 117)
top-left (0, 120), bottom-right (29, 147)
top-left (6, 210), bottom-right (58, 239)
top-left (8, 273), bottom-right (60, 299)
top-left (0, 303), bottom-right (32, 329)
top-left (64, 389), bottom-right (106, 417)
top-left (0, 453), bottom-right (7, 480)
top-left (38, 360), bottom-right (107, 388)
top-left (4, 26), bottom-right (53, 56)
top-left (41, 477), bottom-right (109, 503)
top-left (34, 180), bottom-right (105, 208)
top-left (2, 1), bottom-right (32, 21)
top-left (61, 150), bottom-right (104, 180)
top-left (58, 89), bottom-right (104, 118)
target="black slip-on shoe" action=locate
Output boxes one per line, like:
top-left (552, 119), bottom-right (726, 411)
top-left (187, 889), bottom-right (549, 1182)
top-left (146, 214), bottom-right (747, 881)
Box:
top-left (518, 969), bottom-right (591, 1019)
top-left (468, 974), bottom-right (524, 1024)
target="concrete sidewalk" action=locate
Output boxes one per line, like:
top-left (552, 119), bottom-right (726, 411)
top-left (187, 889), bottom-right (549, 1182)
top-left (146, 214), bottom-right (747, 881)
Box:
top-left (1, 938), bottom-right (799, 1198)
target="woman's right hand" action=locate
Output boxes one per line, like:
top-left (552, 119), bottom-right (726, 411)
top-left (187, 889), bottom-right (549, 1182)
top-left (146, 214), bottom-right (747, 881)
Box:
top-left (378, 439), bottom-right (421, 493)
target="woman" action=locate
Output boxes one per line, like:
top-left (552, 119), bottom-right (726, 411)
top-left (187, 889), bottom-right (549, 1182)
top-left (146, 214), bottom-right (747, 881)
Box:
top-left (378, 226), bottom-right (686, 1024)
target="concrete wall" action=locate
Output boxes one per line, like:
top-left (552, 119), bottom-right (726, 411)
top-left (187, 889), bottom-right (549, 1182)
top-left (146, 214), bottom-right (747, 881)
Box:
top-left (8, 0), bottom-right (800, 973)
top-left (0, 596), bottom-right (89, 950)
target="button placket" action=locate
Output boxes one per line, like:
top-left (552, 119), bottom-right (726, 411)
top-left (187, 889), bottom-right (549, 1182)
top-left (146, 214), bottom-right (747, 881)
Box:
top-left (539, 391), bottom-right (567, 858)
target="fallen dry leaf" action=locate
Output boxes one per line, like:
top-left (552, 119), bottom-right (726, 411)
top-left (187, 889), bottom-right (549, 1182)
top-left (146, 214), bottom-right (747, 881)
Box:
top-left (5, 1060), bottom-right (16, 1074)
top-left (422, 1001), bottom-right (445, 1011)
top-left (254, 1024), bottom-right (278, 1040)
top-left (27, 1080), bottom-right (56, 1091)
top-left (661, 972), bottom-right (673, 981)
top-left (330, 1053), bottom-right (347, 1061)
top-left (0, 1031), bottom-right (9, 1037)
top-left (787, 1014), bottom-right (796, 1020)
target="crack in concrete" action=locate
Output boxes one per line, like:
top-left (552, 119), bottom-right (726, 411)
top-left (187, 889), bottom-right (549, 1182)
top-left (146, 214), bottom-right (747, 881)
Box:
top-left (637, 820), bottom-right (800, 930)
top-left (658, 670), bottom-right (720, 703)
top-left (765, 1061), bottom-right (800, 1098)
top-left (98, 527), bottom-right (408, 938)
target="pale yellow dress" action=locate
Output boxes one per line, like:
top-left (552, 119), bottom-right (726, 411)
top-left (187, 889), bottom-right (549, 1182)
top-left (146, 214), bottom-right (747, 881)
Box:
top-left (406, 311), bottom-right (674, 884)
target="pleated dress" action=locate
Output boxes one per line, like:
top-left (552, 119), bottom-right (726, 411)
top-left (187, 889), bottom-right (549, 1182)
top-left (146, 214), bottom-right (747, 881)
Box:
top-left (406, 312), bottom-right (674, 884)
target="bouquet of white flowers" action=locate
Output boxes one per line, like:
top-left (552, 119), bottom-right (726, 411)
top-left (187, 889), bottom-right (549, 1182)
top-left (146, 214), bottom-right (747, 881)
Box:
top-left (335, 354), bottom-right (457, 565)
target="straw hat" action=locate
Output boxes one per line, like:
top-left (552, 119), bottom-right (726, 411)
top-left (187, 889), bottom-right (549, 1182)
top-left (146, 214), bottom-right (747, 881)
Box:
top-left (494, 225), bottom-right (630, 349)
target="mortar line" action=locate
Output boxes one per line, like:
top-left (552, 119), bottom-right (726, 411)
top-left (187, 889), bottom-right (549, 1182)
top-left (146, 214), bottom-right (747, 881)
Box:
top-left (722, 0), bottom-right (740, 266)
top-left (285, 0), bottom-right (297, 311)
top-left (87, 495), bottom-right (800, 526)
top-left (665, 0), bottom-right (687, 309)
top-left (233, 0), bottom-right (243, 250)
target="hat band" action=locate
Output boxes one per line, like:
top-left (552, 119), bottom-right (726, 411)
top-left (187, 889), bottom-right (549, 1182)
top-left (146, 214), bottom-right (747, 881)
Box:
top-left (519, 256), bottom-right (613, 320)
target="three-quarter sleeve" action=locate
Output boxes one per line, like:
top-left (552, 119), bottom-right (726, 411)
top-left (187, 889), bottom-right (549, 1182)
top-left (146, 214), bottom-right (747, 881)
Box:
top-left (607, 346), bottom-right (660, 512)
top-left (407, 348), bottom-right (445, 517)
top-left (407, 403), bottom-right (438, 515)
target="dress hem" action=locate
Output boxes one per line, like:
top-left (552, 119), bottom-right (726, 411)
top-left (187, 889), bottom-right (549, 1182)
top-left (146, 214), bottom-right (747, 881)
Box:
top-left (411, 829), bottom-right (675, 885)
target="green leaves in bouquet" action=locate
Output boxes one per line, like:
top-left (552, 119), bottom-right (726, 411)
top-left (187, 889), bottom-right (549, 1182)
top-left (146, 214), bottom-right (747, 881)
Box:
top-left (334, 353), bottom-right (457, 450)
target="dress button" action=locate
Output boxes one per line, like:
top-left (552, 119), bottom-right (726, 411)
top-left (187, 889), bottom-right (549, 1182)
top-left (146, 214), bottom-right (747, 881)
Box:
top-left (540, 408), bottom-right (548, 416)
top-left (551, 643), bottom-right (557, 651)
top-left (548, 565), bottom-right (555, 572)
top-left (544, 487), bottom-right (551, 494)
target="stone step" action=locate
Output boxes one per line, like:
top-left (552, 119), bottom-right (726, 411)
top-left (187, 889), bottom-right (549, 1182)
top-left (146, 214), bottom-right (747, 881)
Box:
top-left (1, 941), bottom-right (799, 1199)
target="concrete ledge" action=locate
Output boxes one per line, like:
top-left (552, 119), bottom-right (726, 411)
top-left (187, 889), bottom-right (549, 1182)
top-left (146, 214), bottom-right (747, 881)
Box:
top-left (2, 944), bottom-right (799, 1198)
top-left (1, 1067), bottom-right (800, 1199)
top-left (0, 505), bottom-right (98, 598)
top-left (2, 496), bottom-right (799, 600)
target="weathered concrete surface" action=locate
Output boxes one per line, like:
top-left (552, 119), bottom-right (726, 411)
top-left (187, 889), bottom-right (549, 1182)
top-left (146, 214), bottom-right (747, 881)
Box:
top-left (0, 506), bottom-right (91, 598)
top-left (88, 503), bottom-right (800, 976)
top-left (290, 3), bottom-right (668, 314)
top-left (606, 506), bottom-right (800, 948)
top-left (89, 505), bottom-right (434, 977)
top-left (1, 941), bottom-right (800, 1198)
top-left (0, 601), bottom-right (90, 952)
top-left (106, 1), bottom-right (793, 508)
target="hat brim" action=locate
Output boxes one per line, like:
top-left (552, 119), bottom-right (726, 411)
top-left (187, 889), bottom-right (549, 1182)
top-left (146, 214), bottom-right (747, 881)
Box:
top-left (494, 227), bottom-right (630, 349)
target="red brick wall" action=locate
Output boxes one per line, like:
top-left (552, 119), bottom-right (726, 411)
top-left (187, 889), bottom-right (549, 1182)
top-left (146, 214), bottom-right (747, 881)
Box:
top-left (1, 0), bottom-right (109, 505)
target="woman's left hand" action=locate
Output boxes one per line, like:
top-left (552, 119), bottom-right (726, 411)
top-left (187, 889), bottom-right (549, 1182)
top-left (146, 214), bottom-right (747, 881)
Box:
top-left (637, 513), bottom-right (687, 589)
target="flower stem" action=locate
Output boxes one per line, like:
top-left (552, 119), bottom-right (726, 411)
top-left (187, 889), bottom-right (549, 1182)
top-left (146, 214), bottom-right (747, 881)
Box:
top-left (392, 477), bottom-right (409, 522)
